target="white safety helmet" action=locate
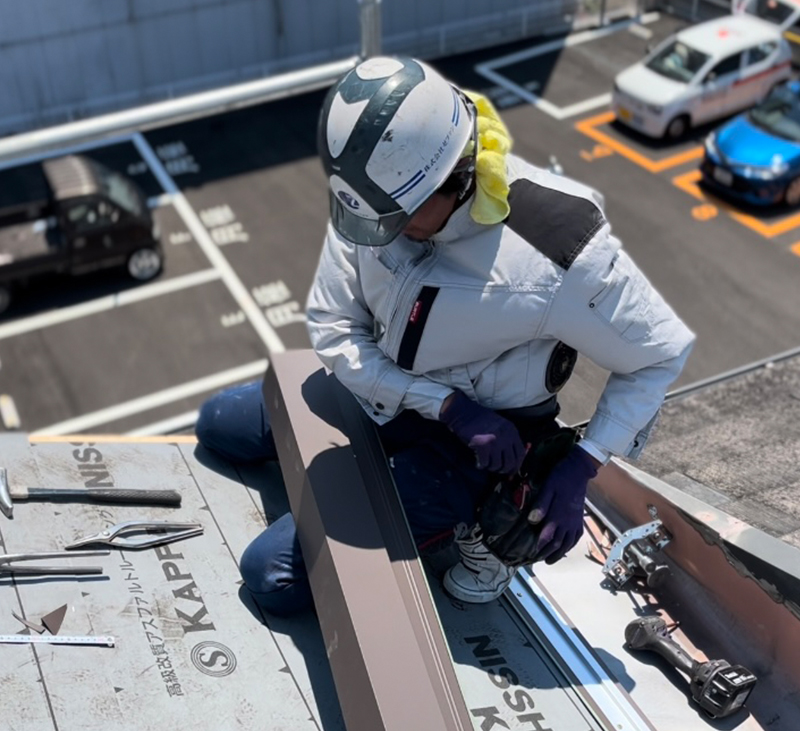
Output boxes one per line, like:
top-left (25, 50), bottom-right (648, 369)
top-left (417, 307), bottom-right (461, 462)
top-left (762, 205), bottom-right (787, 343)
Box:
top-left (317, 56), bottom-right (477, 246)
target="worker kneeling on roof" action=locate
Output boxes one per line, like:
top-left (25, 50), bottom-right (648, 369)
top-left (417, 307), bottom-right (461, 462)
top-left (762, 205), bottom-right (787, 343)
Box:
top-left (195, 56), bottom-right (695, 615)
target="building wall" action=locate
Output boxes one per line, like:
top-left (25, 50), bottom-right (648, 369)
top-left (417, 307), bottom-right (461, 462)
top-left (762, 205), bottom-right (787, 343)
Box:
top-left (0, 0), bottom-right (635, 136)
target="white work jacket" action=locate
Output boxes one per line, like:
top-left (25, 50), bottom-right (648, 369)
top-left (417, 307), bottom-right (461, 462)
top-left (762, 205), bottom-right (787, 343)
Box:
top-left (306, 155), bottom-right (695, 458)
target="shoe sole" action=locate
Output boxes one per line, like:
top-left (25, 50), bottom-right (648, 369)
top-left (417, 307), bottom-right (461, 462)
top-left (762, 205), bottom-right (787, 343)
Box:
top-left (442, 571), bottom-right (510, 604)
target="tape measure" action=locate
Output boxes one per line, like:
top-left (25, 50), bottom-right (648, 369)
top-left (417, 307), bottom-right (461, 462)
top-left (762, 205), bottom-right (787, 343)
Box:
top-left (0, 634), bottom-right (115, 647)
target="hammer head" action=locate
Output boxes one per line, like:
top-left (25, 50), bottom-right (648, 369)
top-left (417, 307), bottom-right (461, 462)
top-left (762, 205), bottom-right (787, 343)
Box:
top-left (0, 468), bottom-right (12, 518)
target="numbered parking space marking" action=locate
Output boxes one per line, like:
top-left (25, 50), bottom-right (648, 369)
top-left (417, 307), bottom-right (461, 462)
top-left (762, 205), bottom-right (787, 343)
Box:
top-left (476, 14), bottom-right (660, 120)
top-left (0, 125), bottom-right (291, 436)
top-left (673, 170), bottom-right (800, 238)
top-left (170, 231), bottom-right (193, 245)
top-left (251, 280), bottom-right (306, 328)
top-left (132, 132), bottom-right (285, 354)
top-left (154, 141), bottom-right (200, 176)
top-left (575, 111), bottom-right (704, 172)
top-left (221, 310), bottom-right (246, 327)
top-left (691, 203), bottom-right (719, 221)
top-left (579, 144), bottom-right (613, 162)
top-left (199, 204), bottom-right (250, 246)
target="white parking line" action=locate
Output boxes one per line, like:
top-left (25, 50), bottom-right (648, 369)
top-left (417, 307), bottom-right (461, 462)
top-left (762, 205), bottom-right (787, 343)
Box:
top-left (2, 132), bottom-right (284, 437)
top-left (31, 359), bottom-right (268, 436)
top-left (0, 269), bottom-right (221, 341)
top-left (132, 132), bottom-right (286, 354)
top-left (475, 12), bottom-right (659, 120)
top-left (147, 193), bottom-right (174, 208)
top-left (628, 23), bottom-right (653, 40)
top-left (126, 409), bottom-right (199, 437)
top-left (557, 94), bottom-right (613, 119)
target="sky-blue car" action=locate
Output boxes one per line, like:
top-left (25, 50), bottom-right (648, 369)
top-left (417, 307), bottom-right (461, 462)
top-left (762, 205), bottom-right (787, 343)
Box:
top-left (701, 80), bottom-right (800, 206)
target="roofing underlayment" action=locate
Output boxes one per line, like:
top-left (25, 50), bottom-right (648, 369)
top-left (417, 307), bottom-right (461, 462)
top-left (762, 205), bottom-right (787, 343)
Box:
top-left (0, 352), bottom-right (798, 730)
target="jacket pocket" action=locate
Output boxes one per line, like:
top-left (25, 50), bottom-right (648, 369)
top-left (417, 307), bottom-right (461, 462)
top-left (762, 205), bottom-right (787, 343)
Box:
top-left (588, 253), bottom-right (651, 342)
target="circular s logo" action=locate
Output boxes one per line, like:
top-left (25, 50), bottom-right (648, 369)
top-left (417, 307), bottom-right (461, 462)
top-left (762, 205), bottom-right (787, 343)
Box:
top-left (337, 191), bottom-right (360, 210)
top-left (190, 641), bottom-right (237, 677)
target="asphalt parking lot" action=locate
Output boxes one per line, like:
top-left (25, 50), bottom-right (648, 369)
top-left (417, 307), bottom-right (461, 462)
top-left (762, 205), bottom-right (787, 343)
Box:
top-left (1, 11), bottom-right (799, 436)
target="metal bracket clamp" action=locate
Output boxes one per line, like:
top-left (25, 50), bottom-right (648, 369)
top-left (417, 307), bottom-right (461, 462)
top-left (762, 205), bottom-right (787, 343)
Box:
top-left (602, 519), bottom-right (672, 589)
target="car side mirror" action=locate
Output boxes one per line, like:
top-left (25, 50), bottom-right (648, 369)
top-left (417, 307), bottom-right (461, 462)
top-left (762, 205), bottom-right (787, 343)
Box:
top-left (705, 71), bottom-right (717, 84)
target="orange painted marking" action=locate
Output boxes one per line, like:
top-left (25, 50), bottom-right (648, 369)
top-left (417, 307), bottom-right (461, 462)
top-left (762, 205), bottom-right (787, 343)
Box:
top-left (691, 203), bottom-right (718, 221)
top-left (791, 242), bottom-right (800, 256)
top-left (580, 144), bottom-right (613, 162)
top-left (672, 170), bottom-right (800, 238)
top-left (575, 112), bottom-right (704, 173)
top-left (672, 170), bottom-right (707, 200)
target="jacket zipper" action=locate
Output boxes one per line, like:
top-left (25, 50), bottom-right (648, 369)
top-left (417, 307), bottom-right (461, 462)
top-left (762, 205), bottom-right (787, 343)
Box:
top-left (386, 242), bottom-right (438, 358)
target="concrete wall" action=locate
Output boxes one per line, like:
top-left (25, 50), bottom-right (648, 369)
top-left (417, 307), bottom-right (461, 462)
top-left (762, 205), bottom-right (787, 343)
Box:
top-left (0, 0), bottom-right (636, 136)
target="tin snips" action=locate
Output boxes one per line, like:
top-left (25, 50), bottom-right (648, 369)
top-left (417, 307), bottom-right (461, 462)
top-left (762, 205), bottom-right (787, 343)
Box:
top-left (65, 520), bottom-right (204, 551)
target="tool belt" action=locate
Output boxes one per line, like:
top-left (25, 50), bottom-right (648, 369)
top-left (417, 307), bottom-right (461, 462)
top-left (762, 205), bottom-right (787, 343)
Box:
top-left (478, 426), bottom-right (579, 567)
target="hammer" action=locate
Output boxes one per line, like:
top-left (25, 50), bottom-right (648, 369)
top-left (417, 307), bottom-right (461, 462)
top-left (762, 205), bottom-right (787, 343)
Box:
top-left (0, 468), bottom-right (182, 518)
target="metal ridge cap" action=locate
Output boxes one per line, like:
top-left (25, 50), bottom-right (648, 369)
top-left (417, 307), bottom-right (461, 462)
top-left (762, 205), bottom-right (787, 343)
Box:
top-left (332, 378), bottom-right (471, 727)
top-left (263, 350), bottom-right (473, 731)
top-left (0, 56), bottom-right (360, 163)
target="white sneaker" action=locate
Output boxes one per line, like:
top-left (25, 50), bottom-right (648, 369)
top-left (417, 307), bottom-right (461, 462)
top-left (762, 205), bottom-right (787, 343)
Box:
top-left (443, 525), bottom-right (516, 603)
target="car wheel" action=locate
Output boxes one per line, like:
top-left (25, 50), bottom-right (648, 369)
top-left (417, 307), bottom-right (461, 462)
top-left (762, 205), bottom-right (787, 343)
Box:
top-left (127, 247), bottom-right (163, 281)
top-left (664, 114), bottom-right (690, 141)
top-left (0, 285), bottom-right (11, 315)
top-left (784, 177), bottom-right (800, 207)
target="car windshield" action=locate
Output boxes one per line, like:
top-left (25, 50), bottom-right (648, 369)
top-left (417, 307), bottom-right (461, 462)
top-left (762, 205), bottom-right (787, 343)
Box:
top-left (745, 0), bottom-right (796, 26)
top-left (749, 86), bottom-right (800, 142)
top-left (645, 40), bottom-right (710, 83)
top-left (93, 162), bottom-right (144, 217)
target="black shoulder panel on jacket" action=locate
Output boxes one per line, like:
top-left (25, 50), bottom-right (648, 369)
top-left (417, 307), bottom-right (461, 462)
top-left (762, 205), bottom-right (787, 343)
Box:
top-left (505, 179), bottom-right (604, 270)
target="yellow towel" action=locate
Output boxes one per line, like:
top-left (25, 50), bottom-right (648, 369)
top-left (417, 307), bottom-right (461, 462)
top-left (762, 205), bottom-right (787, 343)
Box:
top-left (464, 91), bottom-right (513, 225)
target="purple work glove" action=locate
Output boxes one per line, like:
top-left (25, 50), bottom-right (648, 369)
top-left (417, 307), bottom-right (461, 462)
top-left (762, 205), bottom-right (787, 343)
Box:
top-left (527, 444), bottom-right (598, 564)
top-left (440, 390), bottom-right (525, 474)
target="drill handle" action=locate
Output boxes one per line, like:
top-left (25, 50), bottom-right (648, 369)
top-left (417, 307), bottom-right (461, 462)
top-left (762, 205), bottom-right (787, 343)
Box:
top-left (625, 616), bottom-right (696, 676)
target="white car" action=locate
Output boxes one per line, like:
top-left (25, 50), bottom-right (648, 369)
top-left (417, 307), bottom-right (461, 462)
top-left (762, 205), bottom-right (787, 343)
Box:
top-left (612, 14), bottom-right (793, 139)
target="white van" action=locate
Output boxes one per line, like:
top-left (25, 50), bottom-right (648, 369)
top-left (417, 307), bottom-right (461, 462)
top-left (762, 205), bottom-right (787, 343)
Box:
top-left (612, 14), bottom-right (792, 139)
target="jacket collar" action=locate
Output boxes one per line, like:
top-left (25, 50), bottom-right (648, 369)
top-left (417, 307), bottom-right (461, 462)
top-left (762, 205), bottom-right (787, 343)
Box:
top-left (431, 193), bottom-right (490, 244)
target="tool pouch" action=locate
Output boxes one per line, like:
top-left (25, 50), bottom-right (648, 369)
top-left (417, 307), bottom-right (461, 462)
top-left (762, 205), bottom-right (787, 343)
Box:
top-left (478, 426), bottom-right (579, 567)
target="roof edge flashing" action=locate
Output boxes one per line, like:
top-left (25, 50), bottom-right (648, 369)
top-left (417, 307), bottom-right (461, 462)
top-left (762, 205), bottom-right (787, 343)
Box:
top-left (589, 458), bottom-right (800, 700)
top-left (617, 459), bottom-right (800, 597)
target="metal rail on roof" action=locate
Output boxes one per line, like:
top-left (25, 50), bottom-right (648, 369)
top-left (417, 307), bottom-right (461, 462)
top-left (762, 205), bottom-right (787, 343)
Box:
top-left (0, 57), bottom-right (360, 164)
top-left (570, 343), bottom-right (800, 430)
top-left (509, 571), bottom-right (655, 731)
top-left (0, 1), bottom-right (386, 162)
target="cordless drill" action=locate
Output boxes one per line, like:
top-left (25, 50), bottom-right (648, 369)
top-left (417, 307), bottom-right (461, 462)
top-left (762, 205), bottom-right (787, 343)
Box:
top-left (625, 616), bottom-right (757, 718)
